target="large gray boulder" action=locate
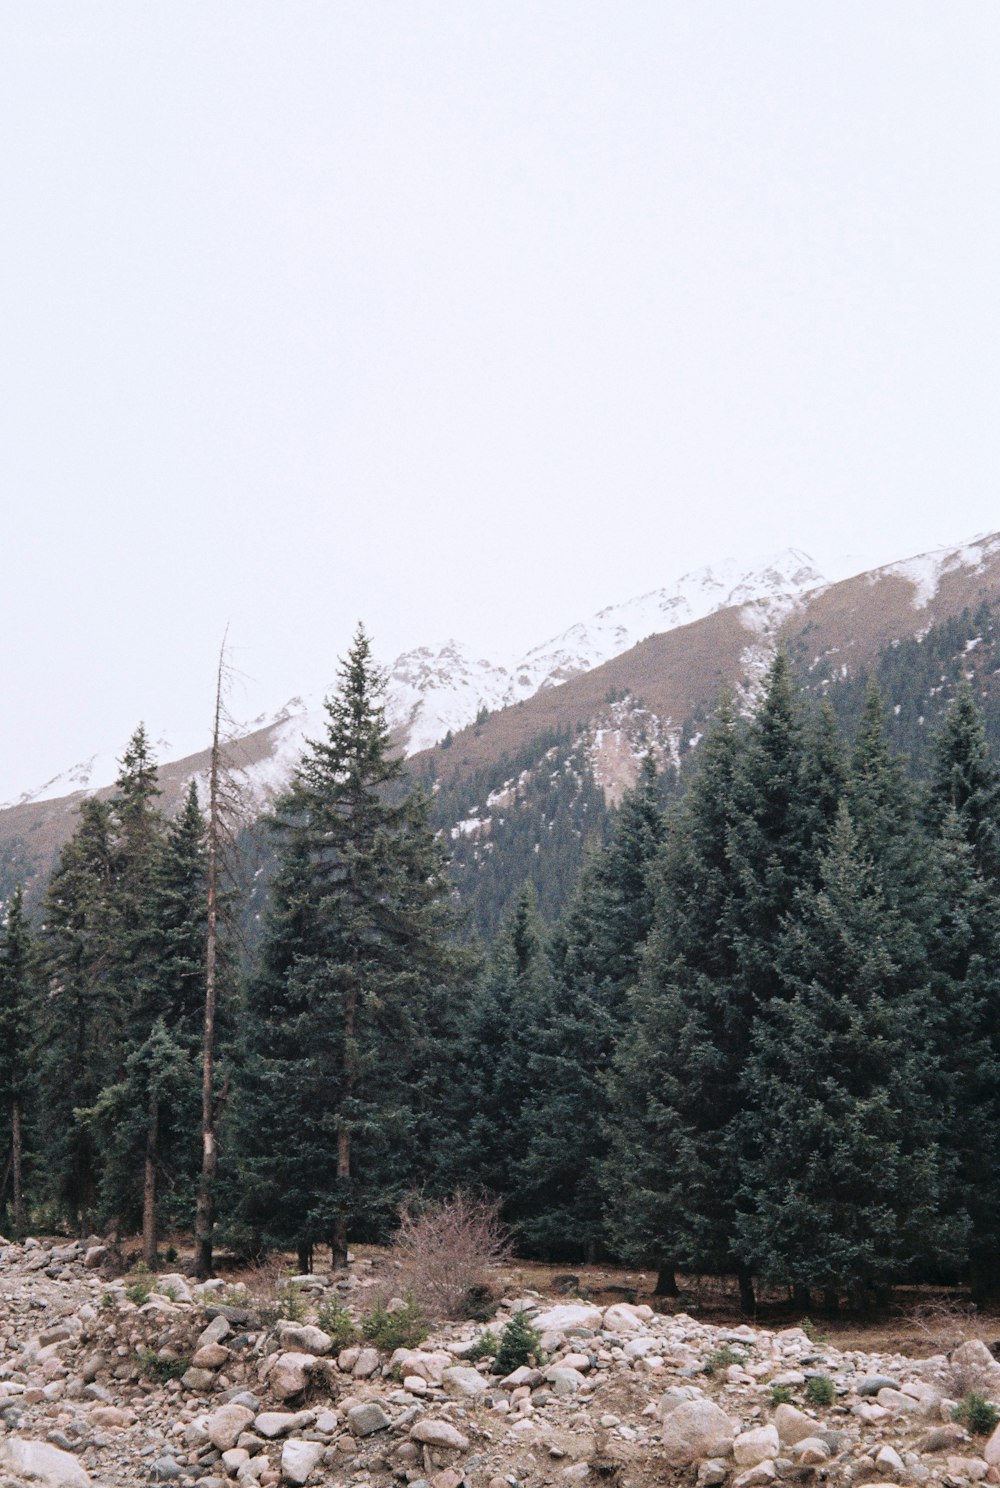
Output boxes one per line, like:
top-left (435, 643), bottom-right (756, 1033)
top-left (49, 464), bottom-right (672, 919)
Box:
top-left (661, 1399), bottom-right (737, 1466)
top-left (0, 1437), bottom-right (92, 1486)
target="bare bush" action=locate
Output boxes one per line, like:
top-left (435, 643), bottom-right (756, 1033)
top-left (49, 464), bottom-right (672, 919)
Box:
top-left (382, 1191), bottom-right (511, 1321)
top-left (908, 1299), bottom-right (995, 1397)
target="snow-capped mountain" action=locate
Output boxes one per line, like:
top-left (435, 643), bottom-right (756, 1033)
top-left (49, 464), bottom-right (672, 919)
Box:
top-left (9, 547), bottom-right (832, 809)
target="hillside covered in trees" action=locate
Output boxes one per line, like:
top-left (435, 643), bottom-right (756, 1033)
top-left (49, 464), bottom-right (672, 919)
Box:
top-left (4, 624), bottom-right (1000, 1315)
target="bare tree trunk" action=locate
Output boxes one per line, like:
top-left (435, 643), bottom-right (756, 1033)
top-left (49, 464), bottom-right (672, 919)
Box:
top-left (331, 981), bottom-right (357, 1271)
top-left (11, 1098), bottom-right (25, 1234)
top-left (142, 1092), bottom-right (158, 1269)
top-left (195, 642), bottom-right (225, 1281)
top-left (654, 1262), bottom-right (679, 1297)
top-left (737, 1266), bottom-right (756, 1317)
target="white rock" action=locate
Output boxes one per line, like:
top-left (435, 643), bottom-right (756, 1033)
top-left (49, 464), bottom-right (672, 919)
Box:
top-left (255, 1411), bottom-right (314, 1439)
top-left (792, 1438), bottom-right (831, 1464)
top-left (277, 1323), bottom-right (332, 1356)
top-left (352, 1346), bottom-right (380, 1378)
top-left (281, 1438), bottom-right (323, 1485)
top-left (946, 1456), bottom-right (989, 1481)
top-left (602, 1304), bottom-right (646, 1333)
top-left (0, 1437), bottom-right (91, 1486)
top-left (208, 1403), bottom-right (255, 1450)
top-left (877, 1387), bottom-right (919, 1414)
top-left (531, 1303), bottom-right (603, 1334)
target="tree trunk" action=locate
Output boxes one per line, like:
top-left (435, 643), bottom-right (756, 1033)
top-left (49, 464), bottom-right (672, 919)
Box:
top-left (792, 1283), bottom-right (811, 1313)
top-left (737, 1266), bottom-right (756, 1316)
top-left (11, 1098), bottom-right (25, 1234)
top-left (331, 979), bottom-right (357, 1271)
top-left (195, 642), bottom-right (225, 1281)
top-left (297, 1240), bottom-right (313, 1274)
top-left (654, 1263), bottom-right (679, 1297)
top-left (142, 1091), bottom-right (158, 1269)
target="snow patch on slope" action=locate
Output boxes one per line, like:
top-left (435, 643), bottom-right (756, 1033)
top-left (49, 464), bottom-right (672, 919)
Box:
top-left (875, 533), bottom-right (1000, 609)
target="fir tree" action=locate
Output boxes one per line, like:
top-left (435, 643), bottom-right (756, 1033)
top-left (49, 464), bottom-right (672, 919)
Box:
top-left (735, 804), bottom-right (966, 1304)
top-left (926, 679), bottom-right (1000, 884)
top-left (0, 886), bottom-right (34, 1232)
top-left (231, 625), bottom-right (462, 1269)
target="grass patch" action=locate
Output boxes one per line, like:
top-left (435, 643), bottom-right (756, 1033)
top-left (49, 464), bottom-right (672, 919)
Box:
top-left (362, 1296), bottom-right (428, 1351)
top-left (704, 1345), bottom-right (747, 1375)
top-left (317, 1297), bottom-right (359, 1350)
top-left (804, 1375), bottom-right (835, 1408)
top-left (138, 1347), bottom-right (188, 1383)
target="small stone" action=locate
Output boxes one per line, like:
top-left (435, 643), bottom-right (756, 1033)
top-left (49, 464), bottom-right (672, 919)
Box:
top-left (255, 1412), bottom-right (312, 1439)
top-left (698, 1461), bottom-right (731, 1486)
top-left (348, 1401), bottom-right (390, 1436)
top-left (733, 1463), bottom-right (776, 1488)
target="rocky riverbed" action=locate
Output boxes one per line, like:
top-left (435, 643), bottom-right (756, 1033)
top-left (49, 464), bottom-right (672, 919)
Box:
top-left (3, 1235), bottom-right (1000, 1488)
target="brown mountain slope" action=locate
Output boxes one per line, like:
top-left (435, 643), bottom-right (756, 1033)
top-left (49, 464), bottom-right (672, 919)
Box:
top-left (5, 536), bottom-right (1000, 897)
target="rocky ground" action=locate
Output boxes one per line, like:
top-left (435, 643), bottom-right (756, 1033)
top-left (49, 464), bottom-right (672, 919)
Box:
top-left (3, 1236), bottom-right (1000, 1488)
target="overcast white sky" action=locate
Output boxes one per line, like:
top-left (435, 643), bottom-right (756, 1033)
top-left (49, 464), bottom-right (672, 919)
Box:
top-left (3, 3), bottom-right (1000, 800)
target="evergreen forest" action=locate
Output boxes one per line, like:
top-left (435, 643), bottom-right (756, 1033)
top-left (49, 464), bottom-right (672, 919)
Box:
top-left (6, 622), bottom-right (1000, 1315)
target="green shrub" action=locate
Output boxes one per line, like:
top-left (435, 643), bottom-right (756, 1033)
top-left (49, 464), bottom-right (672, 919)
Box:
top-left (317, 1297), bottom-right (359, 1350)
top-left (770, 1384), bottom-right (795, 1406)
top-left (953, 1393), bottom-right (1000, 1436)
top-left (274, 1280), bottom-right (306, 1322)
top-left (493, 1311), bottom-right (545, 1377)
top-left (362, 1296), bottom-right (429, 1351)
top-left (125, 1278), bottom-right (152, 1306)
top-left (465, 1329), bottom-right (499, 1363)
top-left (704, 1345), bottom-right (747, 1375)
top-left (157, 1282), bottom-right (180, 1302)
top-left (804, 1375), bottom-right (835, 1408)
top-left (138, 1347), bottom-right (188, 1383)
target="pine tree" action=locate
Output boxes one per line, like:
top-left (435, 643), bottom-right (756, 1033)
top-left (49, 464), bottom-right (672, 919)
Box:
top-left (735, 804), bottom-right (966, 1304)
top-left (232, 625), bottom-right (462, 1269)
top-left (0, 886), bottom-right (34, 1232)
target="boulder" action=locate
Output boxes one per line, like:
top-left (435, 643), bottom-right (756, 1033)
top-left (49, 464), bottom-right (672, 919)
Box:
top-left (661, 1399), bottom-right (737, 1467)
top-left (410, 1419), bottom-right (470, 1451)
top-left (531, 1303), bottom-right (603, 1334)
top-left (0, 1437), bottom-right (92, 1486)
top-left (255, 1410), bottom-right (315, 1439)
top-left (269, 1352), bottom-right (316, 1400)
top-left (192, 1342), bottom-right (230, 1368)
top-left (280, 1439), bottom-right (324, 1484)
top-left (198, 1314), bottom-right (232, 1349)
top-left (442, 1365), bottom-right (488, 1398)
top-left (207, 1403), bottom-right (255, 1451)
top-left (547, 1366), bottom-right (586, 1396)
top-left (602, 1303), bottom-right (646, 1333)
top-left (277, 1323), bottom-right (332, 1356)
top-left (733, 1426), bottom-right (780, 1467)
top-left (792, 1438), bottom-right (830, 1464)
top-left (773, 1403), bottom-right (819, 1446)
top-left (352, 1346), bottom-right (380, 1378)
top-left (348, 1400), bottom-right (390, 1436)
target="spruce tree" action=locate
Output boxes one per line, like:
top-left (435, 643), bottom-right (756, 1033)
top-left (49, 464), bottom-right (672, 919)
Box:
top-left (926, 679), bottom-right (1000, 884)
top-left (518, 756), bottom-right (665, 1258)
top-left (0, 886), bottom-right (34, 1232)
top-left (36, 798), bottom-right (117, 1230)
top-left (735, 804), bottom-right (966, 1304)
top-left (447, 883), bottom-right (553, 1238)
top-left (232, 625), bottom-right (462, 1269)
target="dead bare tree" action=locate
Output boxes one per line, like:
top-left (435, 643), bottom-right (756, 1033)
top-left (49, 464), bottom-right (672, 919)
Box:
top-left (195, 635), bottom-right (248, 1279)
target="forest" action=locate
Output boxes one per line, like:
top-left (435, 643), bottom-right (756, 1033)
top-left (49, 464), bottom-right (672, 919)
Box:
top-left (3, 622), bottom-right (1000, 1317)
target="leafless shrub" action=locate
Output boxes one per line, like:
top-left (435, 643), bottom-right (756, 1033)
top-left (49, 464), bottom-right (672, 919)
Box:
top-left (381, 1191), bottom-right (511, 1321)
top-left (909, 1299), bottom-right (993, 1396)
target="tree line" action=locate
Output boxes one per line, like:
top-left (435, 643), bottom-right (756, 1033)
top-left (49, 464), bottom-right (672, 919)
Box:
top-left (3, 630), bottom-right (1000, 1314)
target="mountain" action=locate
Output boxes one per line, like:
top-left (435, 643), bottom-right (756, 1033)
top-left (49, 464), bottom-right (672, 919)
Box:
top-left (6, 532), bottom-right (1000, 928)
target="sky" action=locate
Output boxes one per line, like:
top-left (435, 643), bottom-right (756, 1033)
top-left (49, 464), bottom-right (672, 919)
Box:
top-left (3, 3), bottom-right (1000, 801)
